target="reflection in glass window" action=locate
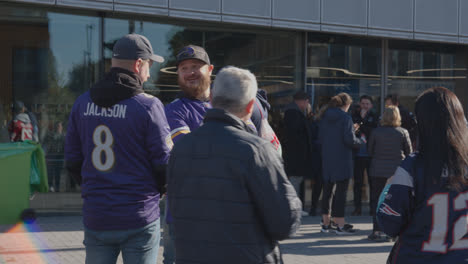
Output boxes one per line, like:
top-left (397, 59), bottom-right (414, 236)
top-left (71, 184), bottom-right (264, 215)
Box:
top-left (307, 33), bottom-right (381, 113)
top-left (104, 17), bottom-right (201, 103)
top-left (0, 5), bottom-right (100, 193)
top-left (204, 31), bottom-right (303, 108)
top-left (388, 40), bottom-right (468, 113)
top-left (103, 18), bottom-right (303, 110)
top-left (103, 17), bottom-right (303, 134)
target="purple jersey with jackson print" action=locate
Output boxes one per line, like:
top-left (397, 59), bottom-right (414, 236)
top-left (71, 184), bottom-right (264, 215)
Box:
top-left (65, 91), bottom-right (172, 230)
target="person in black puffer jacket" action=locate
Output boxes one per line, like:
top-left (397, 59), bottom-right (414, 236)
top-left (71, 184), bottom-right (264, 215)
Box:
top-left (167, 66), bottom-right (302, 264)
top-left (367, 105), bottom-right (412, 242)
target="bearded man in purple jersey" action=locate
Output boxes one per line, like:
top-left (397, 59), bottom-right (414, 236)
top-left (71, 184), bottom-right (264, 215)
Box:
top-left (65, 34), bottom-right (172, 264)
top-left (165, 45), bottom-right (213, 143)
top-left (162, 45), bottom-right (213, 264)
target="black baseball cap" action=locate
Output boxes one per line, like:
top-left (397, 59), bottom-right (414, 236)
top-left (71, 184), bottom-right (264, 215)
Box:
top-left (176, 45), bottom-right (210, 66)
top-left (113, 34), bottom-right (164, 63)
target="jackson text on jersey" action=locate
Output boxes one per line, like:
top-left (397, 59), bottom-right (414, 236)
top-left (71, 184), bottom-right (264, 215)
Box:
top-left (83, 102), bottom-right (127, 119)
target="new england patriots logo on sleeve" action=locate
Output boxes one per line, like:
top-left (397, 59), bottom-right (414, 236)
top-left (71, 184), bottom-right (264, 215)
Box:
top-left (379, 203), bottom-right (401, 217)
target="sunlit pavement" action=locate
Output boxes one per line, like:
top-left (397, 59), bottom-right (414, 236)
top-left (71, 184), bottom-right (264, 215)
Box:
top-left (0, 214), bottom-right (392, 264)
top-left (282, 215), bottom-right (392, 264)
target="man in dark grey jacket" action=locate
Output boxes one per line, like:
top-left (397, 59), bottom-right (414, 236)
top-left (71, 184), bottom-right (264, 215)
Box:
top-left (167, 66), bottom-right (302, 264)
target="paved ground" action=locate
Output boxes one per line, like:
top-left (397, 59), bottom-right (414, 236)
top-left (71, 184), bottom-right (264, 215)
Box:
top-left (0, 213), bottom-right (393, 264)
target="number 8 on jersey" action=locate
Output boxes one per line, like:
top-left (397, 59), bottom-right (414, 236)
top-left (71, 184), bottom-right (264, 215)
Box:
top-left (92, 125), bottom-right (115, 171)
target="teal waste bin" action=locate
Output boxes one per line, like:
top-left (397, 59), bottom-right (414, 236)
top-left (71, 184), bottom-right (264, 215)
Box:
top-left (0, 141), bottom-right (48, 224)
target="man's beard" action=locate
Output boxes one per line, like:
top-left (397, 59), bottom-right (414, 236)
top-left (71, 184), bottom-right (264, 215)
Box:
top-left (178, 73), bottom-right (211, 101)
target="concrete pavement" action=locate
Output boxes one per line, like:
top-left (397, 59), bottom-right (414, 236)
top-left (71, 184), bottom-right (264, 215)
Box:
top-left (0, 214), bottom-right (393, 264)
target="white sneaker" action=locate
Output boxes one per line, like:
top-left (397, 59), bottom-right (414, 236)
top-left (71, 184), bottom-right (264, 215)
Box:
top-left (301, 211), bottom-right (309, 216)
top-left (320, 224), bottom-right (332, 233)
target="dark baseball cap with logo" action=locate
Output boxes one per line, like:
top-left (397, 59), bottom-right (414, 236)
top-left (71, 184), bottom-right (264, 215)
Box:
top-left (112, 33), bottom-right (164, 63)
top-left (176, 45), bottom-right (210, 66)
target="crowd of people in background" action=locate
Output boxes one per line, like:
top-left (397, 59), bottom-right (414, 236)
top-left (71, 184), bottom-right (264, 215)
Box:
top-left (3, 32), bottom-right (466, 263)
top-left (281, 91), bottom-right (417, 239)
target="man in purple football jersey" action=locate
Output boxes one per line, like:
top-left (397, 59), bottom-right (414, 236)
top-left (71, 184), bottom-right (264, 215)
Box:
top-left (65, 34), bottom-right (172, 264)
top-left (165, 45), bottom-right (213, 142)
top-left (162, 45), bottom-right (213, 264)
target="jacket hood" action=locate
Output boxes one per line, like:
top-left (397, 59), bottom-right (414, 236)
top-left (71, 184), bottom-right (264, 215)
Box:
top-left (14, 113), bottom-right (31, 123)
top-left (322, 107), bottom-right (348, 123)
top-left (256, 89), bottom-right (270, 112)
top-left (204, 108), bottom-right (257, 135)
top-left (90, 67), bottom-right (144, 107)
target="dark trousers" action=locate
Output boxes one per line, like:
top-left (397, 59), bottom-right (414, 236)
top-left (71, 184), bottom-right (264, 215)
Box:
top-left (370, 177), bottom-right (388, 232)
top-left (321, 179), bottom-right (349, 218)
top-left (353, 157), bottom-right (371, 210)
top-left (309, 177), bottom-right (322, 212)
top-left (298, 180), bottom-right (305, 209)
top-left (47, 154), bottom-right (63, 191)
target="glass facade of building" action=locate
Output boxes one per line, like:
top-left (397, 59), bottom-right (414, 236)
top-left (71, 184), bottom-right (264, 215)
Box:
top-left (387, 39), bottom-right (468, 112)
top-left (307, 34), bottom-right (468, 115)
top-left (1, 2), bottom-right (468, 212)
top-left (307, 34), bottom-right (382, 112)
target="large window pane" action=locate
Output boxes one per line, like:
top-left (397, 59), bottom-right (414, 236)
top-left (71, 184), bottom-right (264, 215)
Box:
top-left (0, 5), bottom-right (100, 195)
top-left (388, 40), bottom-right (468, 114)
top-left (203, 30), bottom-right (303, 132)
top-left (104, 17), bottom-right (303, 131)
top-left (307, 33), bottom-right (382, 113)
top-left (103, 17), bottom-right (202, 103)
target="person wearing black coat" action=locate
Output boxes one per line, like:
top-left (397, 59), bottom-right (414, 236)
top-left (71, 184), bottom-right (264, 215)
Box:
top-left (319, 93), bottom-right (364, 234)
top-left (351, 95), bottom-right (378, 215)
top-left (282, 91), bottom-right (314, 214)
top-left (307, 114), bottom-right (322, 216)
top-left (168, 67), bottom-right (301, 264)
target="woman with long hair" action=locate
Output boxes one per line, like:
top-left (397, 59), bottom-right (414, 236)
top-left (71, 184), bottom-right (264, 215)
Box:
top-left (377, 87), bottom-right (468, 263)
top-left (319, 92), bottom-right (363, 234)
top-left (367, 106), bottom-right (412, 242)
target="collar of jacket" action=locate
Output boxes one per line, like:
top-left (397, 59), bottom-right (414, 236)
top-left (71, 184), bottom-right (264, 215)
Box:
top-left (204, 108), bottom-right (257, 135)
top-left (90, 67), bottom-right (144, 107)
top-left (284, 102), bottom-right (305, 116)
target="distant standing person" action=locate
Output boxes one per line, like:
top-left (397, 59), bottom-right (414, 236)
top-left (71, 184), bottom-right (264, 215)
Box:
top-left (163, 44), bottom-right (213, 264)
top-left (377, 87), bottom-right (468, 263)
top-left (8, 101), bottom-right (33, 142)
top-left (167, 66), bottom-right (302, 264)
top-left (282, 91), bottom-right (314, 216)
top-left (319, 93), bottom-right (363, 234)
top-left (307, 106), bottom-right (323, 216)
top-left (44, 121), bottom-right (66, 192)
top-left (384, 94), bottom-right (417, 146)
top-left (25, 104), bottom-right (39, 142)
top-left (367, 106), bottom-right (411, 242)
top-left (65, 34), bottom-right (171, 264)
top-left (351, 95), bottom-right (378, 216)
